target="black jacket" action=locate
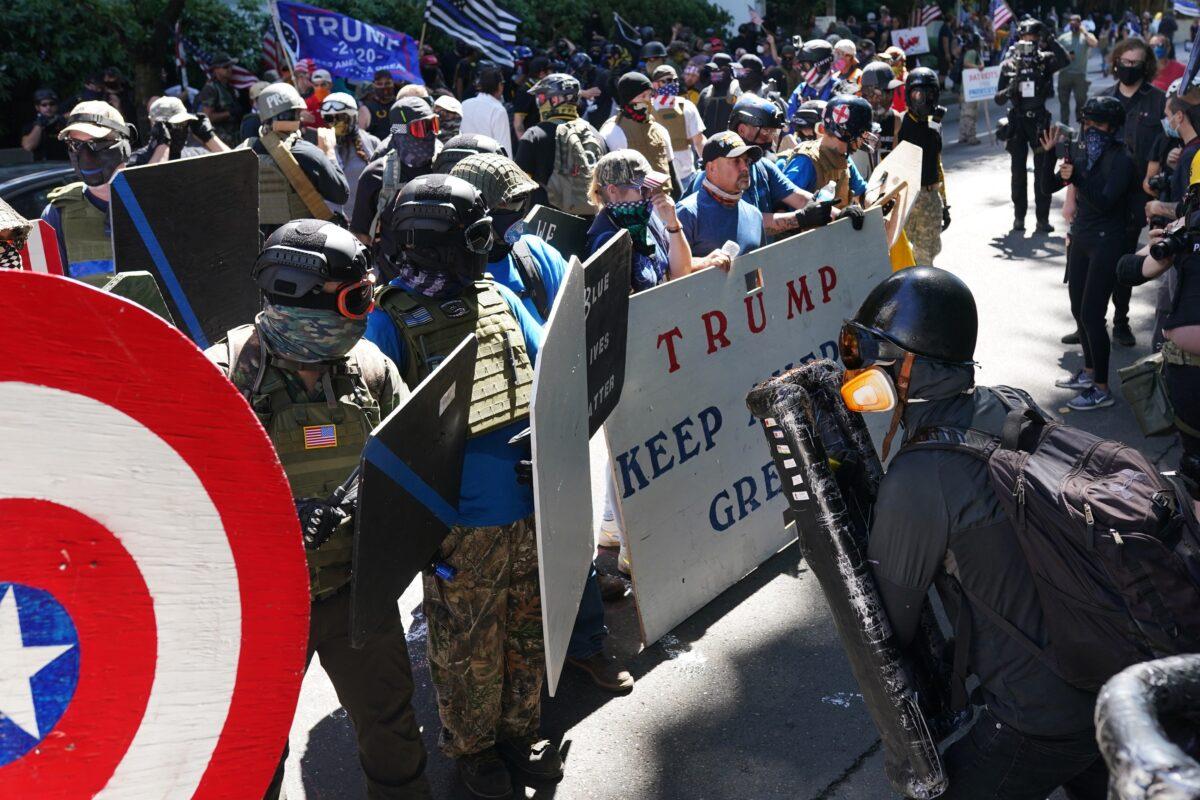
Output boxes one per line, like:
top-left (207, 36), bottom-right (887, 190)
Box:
top-left (1043, 140), bottom-right (1136, 238)
top-left (1107, 81), bottom-right (1166, 175)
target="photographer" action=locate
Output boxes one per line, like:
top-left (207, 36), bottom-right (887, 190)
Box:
top-left (996, 18), bottom-right (1070, 233)
top-left (127, 96), bottom-right (229, 167)
top-left (1043, 96), bottom-right (1135, 411)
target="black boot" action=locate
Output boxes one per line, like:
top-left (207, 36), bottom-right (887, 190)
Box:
top-left (1012, 217), bottom-right (1025, 232)
top-left (1035, 219), bottom-right (1054, 233)
top-left (497, 736), bottom-right (564, 784)
top-left (457, 749), bottom-right (514, 799)
top-left (1113, 322), bottom-right (1136, 347)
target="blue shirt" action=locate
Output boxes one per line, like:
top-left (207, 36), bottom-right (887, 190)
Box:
top-left (586, 209), bottom-right (671, 293)
top-left (364, 278), bottom-right (544, 527)
top-left (675, 189), bottom-right (765, 256)
top-left (683, 158), bottom-right (801, 216)
top-left (786, 80), bottom-right (836, 120)
top-left (485, 234), bottom-right (567, 325)
top-left (778, 151), bottom-right (868, 198)
top-left (40, 189), bottom-right (113, 279)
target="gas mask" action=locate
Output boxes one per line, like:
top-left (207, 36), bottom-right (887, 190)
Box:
top-left (840, 366), bottom-right (898, 413)
top-left (67, 137), bottom-right (129, 187)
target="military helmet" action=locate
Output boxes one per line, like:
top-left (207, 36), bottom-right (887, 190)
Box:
top-left (450, 153), bottom-right (539, 210)
top-left (530, 73), bottom-right (581, 112)
top-left (906, 67), bottom-right (940, 92)
top-left (569, 52), bottom-right (594, 75)
top-left (729, 94), bottom-right (785, 131)
top-left (843, 266), bottom-right (978, 366)
top-left (821, 95), bottom-right (873, 142)
top-left (791, 99), bottom-right (826, 131)
top-left (257, 82), bottom-right (305, 122)
top-left (710, 52), bottom-right (734, 69)
top-left (798, 39), bottom-right (834, 65)
top-left (861, 61), bottom-right (902, 92)
top-left (432, 132), bottom-right (506, 173)
top-left (252, 219), bottom-right (370, 309)
top-left (382, 175), bottom-right (495, 277)
top-left (640, 41), bottom-right (668, 61)
top-left (1081, 95), bottom-right (1126, 129)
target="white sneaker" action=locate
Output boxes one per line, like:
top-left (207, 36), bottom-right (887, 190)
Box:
top-left (598, 514), bottom-right (622, 549)
top-left (618, 539), bottom-right (631, 577)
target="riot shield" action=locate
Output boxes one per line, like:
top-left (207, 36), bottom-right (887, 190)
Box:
top-left (511, 204), bottom-right (590, 261)
top-left (101, 271), bottom-right (176, 325)
top-left (350, 334), bottom-right (477, 648)
top-left (865, 141), bottom-right (923, 248)
top-left (110, 149), bottom-right (260, 349)
top-left (746, 360), bottom-right (948, 799)
top-left (580, 229), bottom-right (631, 435)
top-left (18, 220), bottom-right (64, 276)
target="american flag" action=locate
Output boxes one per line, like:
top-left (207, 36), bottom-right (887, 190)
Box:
top-left (262, 23), bottom-right (288, 75)
top-left (179, 34), bottom-right (262, 89)
top-left (425, 0), bottom-right (520, 67)
top-left (990, 0), bottom-right (1014, 30)
top-left (303, 425), bottom-right (338, 449)
top-left (911, 3), bottom-right (943, 26)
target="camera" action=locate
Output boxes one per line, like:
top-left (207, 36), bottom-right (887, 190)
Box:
top-left (1149, 229), bottom-right (1197, 261)
top-left (1148, 172), bottom-right (1172, 196)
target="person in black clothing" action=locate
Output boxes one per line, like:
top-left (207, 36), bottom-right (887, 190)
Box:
top-left (358, 70), bottom-right (396, 141)
top-left (1043, 96), bottom-right (1135, 412)
top-left (849, 267), bottom-right (1109, 800)
top-left (995, 18), bottom-right (1070, 233)
top-left (698, 53), bottom-right (736, 135)
top-left (512, 56), bottom-right (551, 140)
top-left (20, 89), bottom-right (67, 161)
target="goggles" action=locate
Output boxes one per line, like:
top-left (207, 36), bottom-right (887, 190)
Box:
top-left (321, 98), bottom-right (355, 115)
top-left (336, 278), bottom-right (375, 319)
top-left (393, 115), bottom-right (440, 139)
top-left (838, 321), bottom-right (906, 371)
top-left (65, 137), bottom-right (122, 155)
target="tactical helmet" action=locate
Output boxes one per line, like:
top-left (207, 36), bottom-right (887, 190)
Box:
top-left (729, 94), bottom-right (785, 131)
top-left (382, 174), bottom-right (494, 279)
top-left (1081, 95), bottom-right (1126, 129)
top-left (432, 133), bottom-right (506, 173)
top-left (791, 99), bottom-right (826, 131)
top-left (861, 61), bottom-right (902, 92)
top-left (640, 41), bottom-right (668, 61)
top-left (530, 73), bottom-right (581, 115)
top-left (798, 39), bottom-right (834, 65)
top-left (821, 95), bottom-right (873, 142)
top-left (711, 52), bottom-right (734, 69)
top-left (905, 67), bottom-right (941, 115)
top-left (737, 54), bottom-right (765, 75)
top-left (1016, 18), bottom-right (1046, 38)
top-left (905, 67), bottom-right (940, 93)
top-left (842, 266), bottom-right (978, 366)
top-left (257, 82), bottom-right (305, 122)
top-left (253, 219), bottom-right (370, 312)
top-left (569, 52), bottom-right (594, 76)
top-left (450, 153), bottom-right (539, 210)
top-left (320, 91), bottom-right (358, 116)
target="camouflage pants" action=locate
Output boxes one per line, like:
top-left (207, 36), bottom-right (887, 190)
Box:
top-left (959, 91), bottom-right (979, 142)
top-left (904, 186), bottom-right (944, 266)
top-left (423, 516), bottom-right (544, 758)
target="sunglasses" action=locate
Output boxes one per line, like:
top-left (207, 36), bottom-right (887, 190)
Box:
top-left (838, 322), bottom-right (906, 370)
top-left (272, 110), bottom-right (300, 122)
top-left (336, 278), bottom-right (375, 319)
top-left (65, 138), bottom-right (118, 155)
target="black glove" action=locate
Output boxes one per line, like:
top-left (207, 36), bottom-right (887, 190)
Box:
top-left (35, 113), bottom-right (58, 128)
top-left (932, 105), bottom-right (947, 123)
top-left (190, 112), bottom-right (216, 143)
top-left (295, 499), bottom-right (348, 551)
top-left (843, 203), bottom-right (865, 231)
top-left (150, 120), bottom-right (171, 147)
top-left (515, 459), bottom-right (533, 485)
top-left (795, 200), bottom-right (834, 229)
top-left (941, 204), bottom-right (951, 231)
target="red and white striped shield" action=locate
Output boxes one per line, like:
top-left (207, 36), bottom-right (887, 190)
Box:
top-left (18, 220), bottom-right (64, 276)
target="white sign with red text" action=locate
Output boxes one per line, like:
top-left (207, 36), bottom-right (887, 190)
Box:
top-left (603, 210), bottom-right (891, 646)
top-left (890, 26), bottom-right (930, 56)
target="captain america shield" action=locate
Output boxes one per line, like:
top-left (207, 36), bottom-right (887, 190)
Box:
top-left (0, 270), bottom-right (310, 799)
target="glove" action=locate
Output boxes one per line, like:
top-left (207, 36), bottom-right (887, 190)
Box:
top-left (190, 112), bottom-right (216, 143)
top-left (932, 105), bottom-right (947, 123)
top-left (941, 204), bottom-right (952, 231)
top-left (843, 204), bottom-right (865, 231)
top-left (794, 200), bottom-right (834, 229)
top-left (515, 459), bottom-right (533, 485)
top-left (295, 499), bottom-right (348, 551)
top-left (150, 120), bottom-right (171, 147)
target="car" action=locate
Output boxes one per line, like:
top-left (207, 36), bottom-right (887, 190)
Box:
top-left (0, 161), bottom-right (74, 222)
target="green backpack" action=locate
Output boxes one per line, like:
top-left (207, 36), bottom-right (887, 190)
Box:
top-left (548, 118), bottom-right (603, 216)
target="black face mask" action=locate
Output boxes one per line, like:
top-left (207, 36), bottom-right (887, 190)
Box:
top-left (68, 140), bottom-right (127, 186)
top-left (739, 72), bottom-right (763, 93)
top-left (1116, 64), bottom-right (1143, 86)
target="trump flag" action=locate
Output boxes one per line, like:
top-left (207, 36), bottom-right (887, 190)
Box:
top-left (274, 0), bottom-right (422, 84)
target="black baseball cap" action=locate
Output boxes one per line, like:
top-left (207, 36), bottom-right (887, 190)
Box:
top-left (702, 131), bottom-right (763, 164)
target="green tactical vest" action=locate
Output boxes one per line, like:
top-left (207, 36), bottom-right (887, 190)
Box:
top-left (243, 133), bottom-right (310, 226)
top-left (786, 139), bottom-right (851, 209)
top-left (224, 325), bottom-right (383, 600)
top-left (652, 99), bottom-right (691, 152)
top-left (377, 281), bottom-right (533, 436)
top-left (46, 182), bottom-right (113, 279)
top-left (616, 115), bottom-right (672, 177)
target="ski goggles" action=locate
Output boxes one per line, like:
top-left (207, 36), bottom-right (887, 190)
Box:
top-left (838, 321), bottom-right (906, 371)
top-left (336, 277), bottom-right (375, 319)
top-left (393, 115), bottom-right (440, 139)
top-left (320, 98), bottom-right (355, 115)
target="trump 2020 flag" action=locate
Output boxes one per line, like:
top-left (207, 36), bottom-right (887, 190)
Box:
top-left (274, 0), bottom-right (422, 84)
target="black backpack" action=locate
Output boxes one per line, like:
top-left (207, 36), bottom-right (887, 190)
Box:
top-left (899, 386), bottom-right (1200, 694)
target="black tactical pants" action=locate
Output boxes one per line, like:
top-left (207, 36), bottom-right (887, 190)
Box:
top-left (264, 589), bottom-right (432, 800)
top-left (1008, 127), bottom-right (1054, 224)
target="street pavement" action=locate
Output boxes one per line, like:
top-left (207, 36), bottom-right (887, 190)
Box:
top-left (281, 55), bottom-right (1177, 800)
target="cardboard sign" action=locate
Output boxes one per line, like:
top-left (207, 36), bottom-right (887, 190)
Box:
top-left (582, 230), bottom-right (631, 435)
top-left (101, 271), bottom-right (176, 325)
top-left (350, 334), bottom-right (476, 648)
top-left (514, 205), bottom-right (590, 262)
top-left (531, 258), bottom-right (592, 696)
top-left (603, 212), bottom-right (890, 645)
top-left (962, 65), bottom-right (1002, 102)
top-left (0, 270), bottom-right (309, 798)
top-left (18, 220), bottom-right (64, 276)
top-left (865, 141), bottom-right (924, 248)
top-left (814, 15), bottom-right (837, 33)
top-left (111, 149), bottom-right (260, 349)
top-left (890, 26), bottom-right (930, 56)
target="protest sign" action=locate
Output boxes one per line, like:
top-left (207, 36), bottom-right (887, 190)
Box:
top-left (17, 220), bottom-right (63, 276)
top-left (890, 26), bottom-right (930, 55)
top-left (516, 205), bottom-right (589, 262)
top-left (275, 0), bottom-right (421, 84)
top-left (604, 211), bottom-right (890, 645)
top-left (582, 230), bottom-right (631, 435)
top-left (962, 65), bottom-right (1002, 102)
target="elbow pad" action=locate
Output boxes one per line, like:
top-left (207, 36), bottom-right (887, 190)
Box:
top-left (1117, 253), bottom-right (1153, 287)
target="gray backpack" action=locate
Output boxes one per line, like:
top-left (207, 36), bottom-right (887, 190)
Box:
top-left (548, 118), bottom-right (603, 216)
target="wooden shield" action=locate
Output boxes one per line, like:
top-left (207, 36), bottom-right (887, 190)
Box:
top-left (514, 205), bottom-right (590, 261)
top-left (865, 141), bottom-right (923, 248)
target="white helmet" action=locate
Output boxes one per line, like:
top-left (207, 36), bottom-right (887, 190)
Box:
top-left (320, 91), bottom-right (358, 116)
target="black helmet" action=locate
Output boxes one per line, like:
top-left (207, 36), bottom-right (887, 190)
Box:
top-left (791, 99), bottom-right (826, 131)
top-left (1081, 95), bottom-right (1126, 129)
top-left (729, 94), bottom-right (785, 130)
top-left (842, 266), bottom-right (978, 367)
top-left (821, 95), bottom-right (873, 142)
top-left (530, 72), bottom-right (581, 114)
top-left (569, 51), bottom-right (594, 75)
top-left (253, 219), bottom-right (369, 309)
top-left (798, 39), bottom-right (834, 65)
top-left (861, 61), bottom-right (901, 92)
top-left (432, 132), bottom-right (506, 173)
top-left (737, 53), bottom-right (765, 74)
top-left (379, 174), bottom-right (494, 281)
top-left (1016, 18), bottom-right (1046, 38)
top-left (905, 67), bottom-right (941, 115)
top-left (640, 40), bottom-right (668, 61)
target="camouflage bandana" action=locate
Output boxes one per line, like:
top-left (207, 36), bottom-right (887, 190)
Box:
top-left (256, 302), bottom-right (365, 363)
top-left (395, 261), bottom-right (470, 299)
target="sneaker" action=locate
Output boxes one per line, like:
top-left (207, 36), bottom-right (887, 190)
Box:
top-left (1012, 218), bottom-right (1026, 232)
top-left (566, 651), bottom-right (635, 693)
top-left (457, 749), bottom-right (513, 800)
top-left (596, 572), bottom-right (628, 602)
top-left (1061, 329), bottom-right (1081, 345)
top-left (618, 539), bottom-right (631, 577)
top-left (1113, 323), bottom-right (1136, 348)
top-left (1055, 369), bottom-right (1094, 390)
top-left (597, 514), bottom-right (622, 549)
top-left (497, 736), bottom-right (564, 784)
top-left (1067, 386), bottom-right (1115, 411)
top-left (1035, 220), bottom-right (1055, 233)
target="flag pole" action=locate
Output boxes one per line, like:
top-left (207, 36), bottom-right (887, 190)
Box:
top-left (268, 0), bottom-right (299, 88)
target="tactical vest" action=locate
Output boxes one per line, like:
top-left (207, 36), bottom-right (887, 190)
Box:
top-left (224, 325), bottom-right (384, 600)
top-left (246, 133), bottom-right (311, 226)
top-left (617, 115), bottom-right (672, 177)
top-left (787, 140), bottom-right (851, 208)
top-left (377, 281), bottom-right (533, 436)
top-left (652, 99), bottom-right (691, 152)
top-left (46, 182), bottom-right (113, 279)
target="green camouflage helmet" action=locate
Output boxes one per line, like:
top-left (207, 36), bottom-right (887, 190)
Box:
top-left (450, 153), bottom-right (539, 210)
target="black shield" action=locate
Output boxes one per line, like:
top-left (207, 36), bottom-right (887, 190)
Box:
top-left (350, 334), bottom-right (477, 647)
top-left (110, 150), bottom-right (260, 349)
top-left (101, 271), bottom-right (176, 325)
top-left (583, 229), bottom-right (631, 434)
top-left (515, 205), bottom-right (590, 261)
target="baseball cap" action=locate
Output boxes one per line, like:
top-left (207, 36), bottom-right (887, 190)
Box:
top-left (594, 149), bottom-right (652, 188)
top-left (210, 52), bottom-right (237, 68)
top-left (59, 100), bottom-right (129, 140)
top-left (834, 39), bottom-right (857, 56)
top-left (701, 131), bottom-right (762, 164)
top-left (651, 64), bottom-right (679, 82)
top-left (434, 95), bottom-right (463, 115)
top-left (294, 58), bottom-right (315, 75)
top-left (148, 95), bottom-right (197, 125)
top-left (311, 68), bottom-right (333, 84)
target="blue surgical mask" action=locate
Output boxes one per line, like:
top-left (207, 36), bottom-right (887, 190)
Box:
top-left (1154, 45), bottom-right (1168, 58)
top-left (1164, 115), bottom-right (1180, 138)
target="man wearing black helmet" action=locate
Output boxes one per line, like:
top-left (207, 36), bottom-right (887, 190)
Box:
top-left (779, 93), bottom-right (870, 206)
top-left (996, 18), bottom-right (1070, 233)
top-left (843, 267), bottom-right (1108, 799)
top-left (367, 175), bottom-right (562, 800)
top-left (515, 73), bottom-right (607, 214)
top-left (733, 54), bottom-right (768, 98)
top-left (785, 39), bottom-right (837, 121)
top-left (698, 52), bottom-right (737, 135)
top-left (640, 41), bottom-right (668, 76)
top-left (206, 219), bottom-right (432, 800)
top-left (779, 99), bottom-right (825, 152)
top-left (897, 67), bottom-right (950, 265)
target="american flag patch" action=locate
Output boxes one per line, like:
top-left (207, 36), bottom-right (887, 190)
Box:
top-left (402, 308), bottom-right (434, 327)
top-left (303, 424), bottom-right (337, 449)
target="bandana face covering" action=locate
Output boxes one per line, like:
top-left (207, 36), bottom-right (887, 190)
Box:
top-left (1083, 127), bottom-right (1112, 169)
top-left (256, 302), bottom-right (366, 363)
top-left (621, 102), bottom-right (650, 123)
top-left (609, 199), bottom-right (654, 252)
top-left (656, 81), bottom-right (680, 98)
top-left (393, 129), bottom-right (438, 167)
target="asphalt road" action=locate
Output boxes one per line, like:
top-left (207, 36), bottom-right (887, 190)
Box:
top-left (281, 57), bottom-right (1179, 800)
